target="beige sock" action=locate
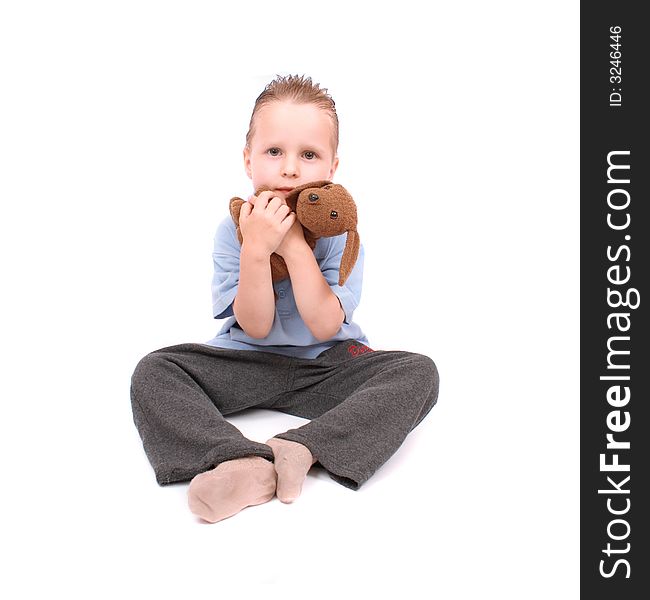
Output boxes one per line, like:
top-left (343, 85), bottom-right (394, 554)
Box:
top-left (187, 456), bottom-right (276, 523)
top-left (265, 438), bottom-right (317, 503)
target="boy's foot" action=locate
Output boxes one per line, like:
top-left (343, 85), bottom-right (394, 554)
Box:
top-left (187, 456), bottom-right (276, 523)
top-left (265, 438), bottom-right (317, 503)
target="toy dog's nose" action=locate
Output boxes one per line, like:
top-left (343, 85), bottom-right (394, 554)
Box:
top-left (330, 210), bottom-right (338, 219)
top-left (308, 193), bottom-right (319, 202)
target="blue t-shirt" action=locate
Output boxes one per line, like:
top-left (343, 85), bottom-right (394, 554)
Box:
top-left (204, 217), bottom-right (368, 359)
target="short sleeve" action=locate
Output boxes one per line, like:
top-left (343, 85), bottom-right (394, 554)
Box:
top-left (211, 217), bottom-right (241, 319)
top-left (318, 234), bottom-right (364, 324)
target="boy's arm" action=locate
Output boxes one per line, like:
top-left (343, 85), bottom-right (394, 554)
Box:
top-left (233, 243), bottom-right (275, 338)
top-left (277, 225), bottom-right (345, 342)
top-left (233, 193), bottom-right (295, 338)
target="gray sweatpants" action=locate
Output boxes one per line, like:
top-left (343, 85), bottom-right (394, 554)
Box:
top-left (130, 340), bottom-right (439, 490)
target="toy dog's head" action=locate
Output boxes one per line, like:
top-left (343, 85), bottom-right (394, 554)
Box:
top-left (286, 181), bottom-right (359, 287)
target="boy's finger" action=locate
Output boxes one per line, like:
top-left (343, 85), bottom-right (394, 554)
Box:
top-left (252, 193), bottom-right (270, 212)
top-left (280, 212), bottom-right (296, 232)
top-left (257, 190), bottom-right (286, 205)
top-left (267, 196), bottom-right (284, 213)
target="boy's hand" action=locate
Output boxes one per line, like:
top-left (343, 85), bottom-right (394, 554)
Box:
top-left (275, 212), bottom-right (307, 259)
top-left (239, 191), bottom-right (296, 257)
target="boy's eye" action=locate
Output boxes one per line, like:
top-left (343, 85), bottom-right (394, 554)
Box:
top-left (267, 148), bottom-right (317, 159)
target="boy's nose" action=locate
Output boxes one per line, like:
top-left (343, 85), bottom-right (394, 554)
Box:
top-left (282, 157), bottom-right (299, 178)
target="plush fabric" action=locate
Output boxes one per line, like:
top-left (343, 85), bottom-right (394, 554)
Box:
top-left (229, 180), bottom-right (360, 287)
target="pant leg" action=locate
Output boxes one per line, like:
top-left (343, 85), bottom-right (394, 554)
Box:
top-left (130, 343), bottom-right (293, 485)
top-left (269, 341), bottom-right (439, 490)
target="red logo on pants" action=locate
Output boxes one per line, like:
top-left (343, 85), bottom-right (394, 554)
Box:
top-left (347, 343), bottom-right (374, 357)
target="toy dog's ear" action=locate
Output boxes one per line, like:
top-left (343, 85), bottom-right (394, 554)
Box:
top-left (229, 197), bottom-right (245, 244)
top-left (339, 228), bottom-right (360, 287)
top-left (229, 197), bottom-right (245, 222)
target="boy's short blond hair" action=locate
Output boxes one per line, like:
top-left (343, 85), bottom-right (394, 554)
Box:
top-left (245, 74), bottom-right (339, 156)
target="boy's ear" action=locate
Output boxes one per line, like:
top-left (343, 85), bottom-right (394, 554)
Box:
top-left (243, 146), bottom-right (252, 179)
top-left (329, 156), bottom-right (339, 179)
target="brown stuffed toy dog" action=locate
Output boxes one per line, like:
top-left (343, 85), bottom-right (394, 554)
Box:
top-left (229, 180), bottom-right (359, 287)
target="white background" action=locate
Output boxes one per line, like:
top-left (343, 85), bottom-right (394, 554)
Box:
top-left (1, 1), bottom-right (579, 598)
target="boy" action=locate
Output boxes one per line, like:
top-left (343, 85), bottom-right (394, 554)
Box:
top-left (130, 74), bottom-right (439, 523)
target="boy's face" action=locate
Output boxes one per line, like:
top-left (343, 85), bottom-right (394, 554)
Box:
top-left (243, 100), bottom-right (339, 198)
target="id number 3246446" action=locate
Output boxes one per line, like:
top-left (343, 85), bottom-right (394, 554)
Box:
top-left (609, 25), bottom-right (622, 107)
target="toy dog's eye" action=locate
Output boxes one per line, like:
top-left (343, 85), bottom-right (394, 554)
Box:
top-left (330, 210), bottom-right (338, 219)
top-left (309, 193), bottom-right (319, 202)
